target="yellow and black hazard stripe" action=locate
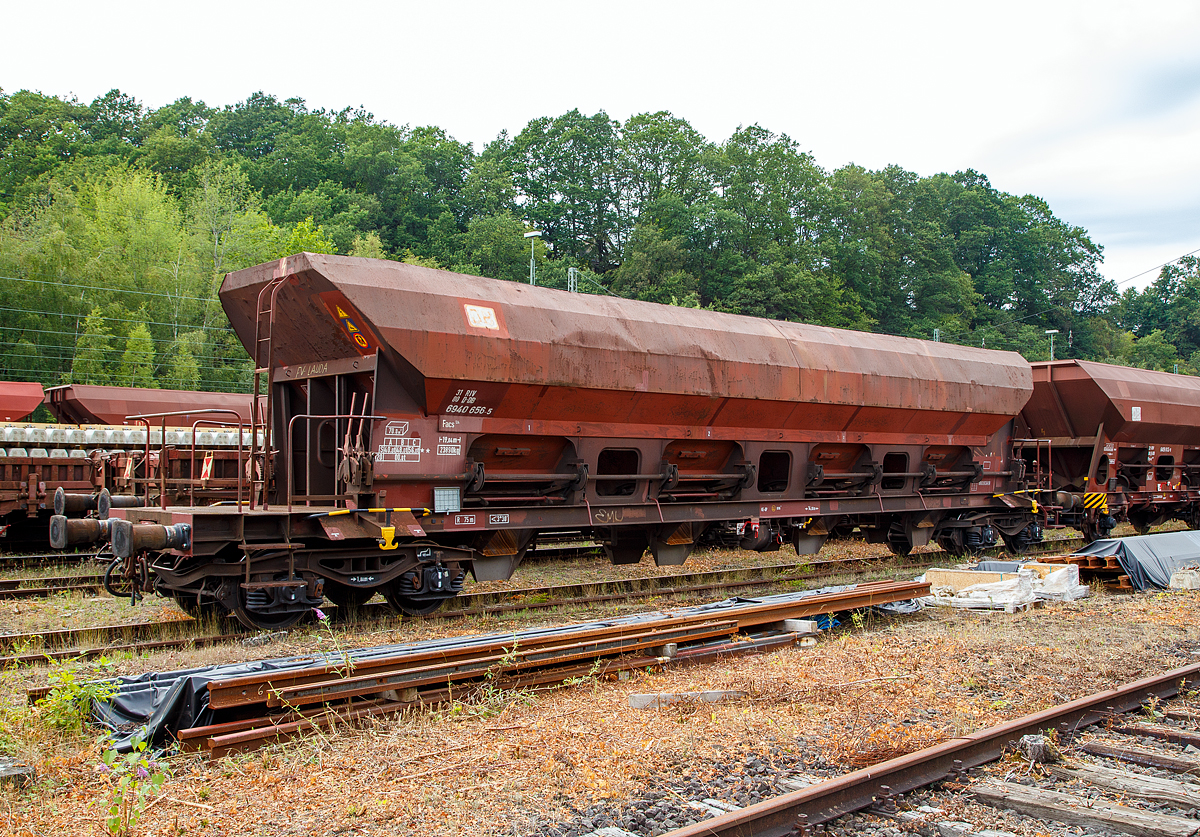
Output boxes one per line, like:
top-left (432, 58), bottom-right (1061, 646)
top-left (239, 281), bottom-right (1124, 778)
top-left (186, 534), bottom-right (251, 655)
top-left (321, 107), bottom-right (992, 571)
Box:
top-left (1083, 492), bottom-right (1109, 512)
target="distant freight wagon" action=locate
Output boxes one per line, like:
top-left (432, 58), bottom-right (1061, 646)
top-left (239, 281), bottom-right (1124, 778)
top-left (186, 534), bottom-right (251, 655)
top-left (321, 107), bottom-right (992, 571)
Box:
top-left (0, 383), bottom-right (252, 548)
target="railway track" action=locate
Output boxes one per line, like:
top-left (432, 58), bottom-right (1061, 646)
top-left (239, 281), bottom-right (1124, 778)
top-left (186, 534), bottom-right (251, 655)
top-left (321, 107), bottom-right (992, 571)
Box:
top-left (0, 536), bottom-right (1087, 601)
top-left (661, 664), bottom-right (1200, 837)
top-left (0, 549), bottom-right (106, 568)
top-left (2, 549), bottom-right (954, 664)
top-left (0, 573), bottom-right (103, 599)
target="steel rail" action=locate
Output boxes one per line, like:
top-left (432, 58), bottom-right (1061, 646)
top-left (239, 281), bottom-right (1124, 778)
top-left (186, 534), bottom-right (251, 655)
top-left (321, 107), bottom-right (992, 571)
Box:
top-left (179, 580), bottom-right (927, 758)
top-left (0, 550), bottom-right (105, 565)
top-left (0, 572), bottom-right (103, 588)
top-left (0, 583), bottom-right (101, 599)
top-left (21, 579), bottom-right (926, 757)
top-left (206, 581), bottom-right (926, 711)
top-left (0, 561), bottom-right (904, 659)
top-left (663, 661), bottom-right (1200, 837)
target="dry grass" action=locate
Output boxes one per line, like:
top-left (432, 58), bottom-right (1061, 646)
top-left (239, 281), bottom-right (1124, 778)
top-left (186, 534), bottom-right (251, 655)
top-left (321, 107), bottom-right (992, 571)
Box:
top-left (2, 584), bottom-right (1199, 837)
top-left (0, 527), bottom-right (1192, 836)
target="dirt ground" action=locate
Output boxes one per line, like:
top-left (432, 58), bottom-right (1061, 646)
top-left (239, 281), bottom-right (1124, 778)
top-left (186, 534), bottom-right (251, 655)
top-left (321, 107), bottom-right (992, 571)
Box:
top-left (2, 540), bottom-right (1197, 837)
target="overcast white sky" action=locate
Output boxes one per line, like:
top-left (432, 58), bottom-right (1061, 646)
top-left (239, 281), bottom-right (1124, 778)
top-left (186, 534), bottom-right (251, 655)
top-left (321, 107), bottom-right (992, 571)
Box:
top-left (3, 0), bottom-right (1199, 289)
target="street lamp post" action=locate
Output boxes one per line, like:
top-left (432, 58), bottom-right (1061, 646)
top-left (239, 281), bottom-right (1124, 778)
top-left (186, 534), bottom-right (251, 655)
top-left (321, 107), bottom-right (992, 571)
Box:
top-left (524, 230), bottom-right (541, 285)
top-left (1045, 329), bottom-right (1059, 361)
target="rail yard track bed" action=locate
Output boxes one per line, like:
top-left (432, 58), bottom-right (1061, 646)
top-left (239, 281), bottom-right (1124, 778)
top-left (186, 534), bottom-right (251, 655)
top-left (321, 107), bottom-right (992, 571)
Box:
top-left (3, 570), bottom-right (1200, 836)
top-left (0, 538), bottom-right (954, 647)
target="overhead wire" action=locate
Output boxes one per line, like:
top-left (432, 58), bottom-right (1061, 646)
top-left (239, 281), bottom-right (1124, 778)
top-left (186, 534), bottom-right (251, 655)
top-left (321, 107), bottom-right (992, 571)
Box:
top-left (0, 272), bottom-right (221, 303)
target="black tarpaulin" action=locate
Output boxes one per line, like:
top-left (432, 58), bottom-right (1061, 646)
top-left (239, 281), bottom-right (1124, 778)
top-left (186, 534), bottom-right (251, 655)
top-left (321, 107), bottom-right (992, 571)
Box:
top-left (1070, 530), bottom-right (1200, 590)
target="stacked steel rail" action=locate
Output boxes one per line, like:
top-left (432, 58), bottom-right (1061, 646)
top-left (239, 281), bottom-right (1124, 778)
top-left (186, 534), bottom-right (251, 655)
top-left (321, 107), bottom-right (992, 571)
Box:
top-left (89, 579), bottom-right (927, 758)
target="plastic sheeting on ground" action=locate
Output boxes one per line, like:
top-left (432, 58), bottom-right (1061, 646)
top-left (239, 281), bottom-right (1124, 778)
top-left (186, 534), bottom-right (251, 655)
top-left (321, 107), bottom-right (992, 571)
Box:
top-left (922, 574), bottom-right (1036, 612)
top-left (95, 583), bottom-right (881, 750)
top-left (1070, 530), bottom-right (1200, 590)
top-left (975, 562), bottom-right (1091, 602)
top-left (919, 564), bottom-right (1088, 612)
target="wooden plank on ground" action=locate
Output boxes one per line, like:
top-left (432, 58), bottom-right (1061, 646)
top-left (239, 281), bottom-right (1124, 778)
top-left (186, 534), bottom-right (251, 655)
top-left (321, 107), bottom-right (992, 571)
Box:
top-left (1081, 739), bottom-right (1200, 774)
top-left (1019, 563), bottom-right (1072, 578)
top-left (1046, 761), bottom-right (1200, 809)
top-left (1114, 722), bottom-right (1200, 748)
top-left (925, 569), bottom-right (1018, 591)
top-left (972, 780), bottom-right (1199, 837)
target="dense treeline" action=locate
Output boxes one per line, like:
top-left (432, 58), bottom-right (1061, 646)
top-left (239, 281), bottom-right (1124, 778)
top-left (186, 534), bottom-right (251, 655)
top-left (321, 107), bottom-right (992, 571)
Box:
top-left (0, 88), bottom-right (1195, 394)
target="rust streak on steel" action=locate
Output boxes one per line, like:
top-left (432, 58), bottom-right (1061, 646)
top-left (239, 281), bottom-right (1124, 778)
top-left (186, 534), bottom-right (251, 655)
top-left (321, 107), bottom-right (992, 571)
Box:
top-left (265, 622), bottom-right (738, 709)
top-left (208, 616), bottom-right (740, 709)
top-left (182, 580), bottom-right (929, 757)
top-left (662, 661), bottom-right (1200, 837)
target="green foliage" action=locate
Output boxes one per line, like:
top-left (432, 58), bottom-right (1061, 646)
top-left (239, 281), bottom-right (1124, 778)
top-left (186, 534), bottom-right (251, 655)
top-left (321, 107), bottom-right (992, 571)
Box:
top-left (609, 222), bottom-right (696, 305)
top-left (1, 85), bottom-right (1196, 374)
top-left (348, 231), bottom-right (389, 259)
top-left (164, 331), bottom-right (204, 390)
top-left (100, 731), bottom-right (169, 837)
top-left (118, 323), bottom-right (156, 387)
top-left (272, 216), bottom-right (336, 257)
top-left (458, 213), bottom-right (541, 283)
top-left (37, 657), bottom-right (116, 733)
top-left (70, 310), bottom-right (115, 385)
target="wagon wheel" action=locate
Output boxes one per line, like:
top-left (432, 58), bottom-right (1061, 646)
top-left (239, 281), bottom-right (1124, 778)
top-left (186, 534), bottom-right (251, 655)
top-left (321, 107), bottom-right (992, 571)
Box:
top-left (169, 590), bottom-right (222, 620)
top-left (382, 586), bottom-right (447, 617)
top-left (1128, 512), bottom-right (1152, 536)
top-left (936, 532), bottom-right (965, 557)
top-left (323, 580), bottom-right (375, 612)
top-left (885, 520), bottom-right (912, 557)
top-left (1001, 527), bottom-right (1038, 555)
top-left (1079, 519), bottom-right (1099, 544)
top-left (230, 571), bottom-right (311, 631)
top-left (1000, 533), bottom-right (1029, 554)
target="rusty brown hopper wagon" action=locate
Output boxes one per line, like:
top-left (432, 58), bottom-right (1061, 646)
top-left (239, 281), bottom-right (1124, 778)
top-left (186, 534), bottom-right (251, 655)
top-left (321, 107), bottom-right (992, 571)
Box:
top-left (0, 384), bottom-right (254, 550)
top-left (1018, 359), bottom-right (1200, 539)
top-left (93, 253), bottom-right (1043, 630)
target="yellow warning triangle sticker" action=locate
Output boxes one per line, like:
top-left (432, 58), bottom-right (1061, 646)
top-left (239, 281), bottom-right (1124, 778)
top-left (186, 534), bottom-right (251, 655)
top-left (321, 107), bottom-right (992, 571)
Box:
top-left (336, 306), bottom-right (349, 317)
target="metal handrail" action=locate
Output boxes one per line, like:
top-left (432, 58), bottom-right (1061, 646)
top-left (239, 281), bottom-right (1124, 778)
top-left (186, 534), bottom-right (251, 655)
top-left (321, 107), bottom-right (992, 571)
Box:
top-left (285, 412), bottom-right (388, 512)
top-left (127, 409), bottom-right (246, 511)
top-left (189, 418), bottom-right (246, 512)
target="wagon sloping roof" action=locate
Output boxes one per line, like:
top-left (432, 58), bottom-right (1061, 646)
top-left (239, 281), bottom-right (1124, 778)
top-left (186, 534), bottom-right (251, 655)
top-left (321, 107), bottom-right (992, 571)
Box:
top-left (221, 254), bottom-right (1032, 440)
top-left (0, 381), bottom-right (47, 421)
top-left (1022, 359), bottom-right (1200, 445)
top-left (43, 385), bottom-right (252, 426)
